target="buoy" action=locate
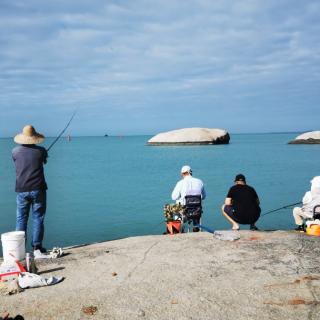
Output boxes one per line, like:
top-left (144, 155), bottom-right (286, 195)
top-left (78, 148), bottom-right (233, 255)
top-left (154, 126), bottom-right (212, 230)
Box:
top-left (306, 224), bottom-right (320, 237)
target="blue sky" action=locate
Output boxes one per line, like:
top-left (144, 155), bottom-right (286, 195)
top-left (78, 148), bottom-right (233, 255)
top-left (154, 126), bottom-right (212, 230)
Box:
top-left (0, 0), bottom-right (319, 136)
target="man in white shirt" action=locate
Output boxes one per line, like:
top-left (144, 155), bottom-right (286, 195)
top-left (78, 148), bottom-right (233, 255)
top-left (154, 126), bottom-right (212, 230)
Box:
top-left (293, 176), bottom-right (320, 231)
top-left (171, 165), bottom-right (206, 231)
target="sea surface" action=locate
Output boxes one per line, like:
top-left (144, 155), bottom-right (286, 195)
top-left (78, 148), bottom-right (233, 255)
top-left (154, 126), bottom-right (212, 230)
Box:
top-left (1, 134), bottom-right (319, 252)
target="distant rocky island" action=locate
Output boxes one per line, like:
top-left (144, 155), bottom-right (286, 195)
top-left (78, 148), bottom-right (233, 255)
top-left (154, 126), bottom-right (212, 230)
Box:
top-left (148, 127), bottom-right (230, 145)
top-left (288, 131), bottom-right (320, 144)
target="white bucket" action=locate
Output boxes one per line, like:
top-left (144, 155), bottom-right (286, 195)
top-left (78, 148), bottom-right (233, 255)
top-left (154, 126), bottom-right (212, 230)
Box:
top-left (1, 231), bottom-right (26, 262)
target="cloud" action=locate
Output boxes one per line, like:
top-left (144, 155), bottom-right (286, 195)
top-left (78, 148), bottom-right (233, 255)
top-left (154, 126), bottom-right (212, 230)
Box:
top-left (0, 0), bottom-right (319, 134)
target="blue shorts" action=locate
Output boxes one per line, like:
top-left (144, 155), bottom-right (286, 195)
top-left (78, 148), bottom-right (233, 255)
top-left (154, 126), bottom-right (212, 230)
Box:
top-left (224, 205), bottom-right (240, 223)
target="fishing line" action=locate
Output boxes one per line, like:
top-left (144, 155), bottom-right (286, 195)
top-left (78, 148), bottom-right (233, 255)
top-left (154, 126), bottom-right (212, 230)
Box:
top-left (261, 201), bottom-right (302, 218)
top-left (46, 109), bottom-right (77, 152)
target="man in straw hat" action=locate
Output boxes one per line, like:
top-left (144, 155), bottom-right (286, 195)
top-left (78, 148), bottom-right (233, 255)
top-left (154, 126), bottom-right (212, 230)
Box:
top-left (12, 125), bottom-right (48, 258)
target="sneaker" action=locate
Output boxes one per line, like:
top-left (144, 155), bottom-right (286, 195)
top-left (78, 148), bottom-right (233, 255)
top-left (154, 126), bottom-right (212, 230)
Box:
top-left (33, 249), bottom-right (50, 259)
top-left (250, 225), bottom-right (259, 231)
top-left (33, 246), bottom-right (47, 253)
top-left (294, 225), bottom-right (305, 232)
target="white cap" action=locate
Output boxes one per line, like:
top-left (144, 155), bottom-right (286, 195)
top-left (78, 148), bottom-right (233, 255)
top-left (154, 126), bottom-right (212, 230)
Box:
top-left (311, 176), bottom-right (320, 188)
top-left (181, 165), bottom-right (192, 174)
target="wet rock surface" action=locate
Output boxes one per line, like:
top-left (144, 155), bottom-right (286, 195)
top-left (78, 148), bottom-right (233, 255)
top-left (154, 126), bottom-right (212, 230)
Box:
top-left (1, 231), bottom-right (320, 319)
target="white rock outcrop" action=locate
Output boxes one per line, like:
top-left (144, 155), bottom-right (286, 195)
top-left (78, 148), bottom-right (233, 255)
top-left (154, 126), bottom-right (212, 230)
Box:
top-left (288, 131), bottom-right (320, 144)
top-left (148, 127), bottom-right (230, 145)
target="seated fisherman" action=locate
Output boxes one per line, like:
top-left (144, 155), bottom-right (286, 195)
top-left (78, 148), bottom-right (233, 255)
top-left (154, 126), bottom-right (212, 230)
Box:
top-left (222, 174), bottom-right (261, 231)
top-left (171, 165), bottom-right (206, 231)
top-left (293, 176), bottom-right (320, 231)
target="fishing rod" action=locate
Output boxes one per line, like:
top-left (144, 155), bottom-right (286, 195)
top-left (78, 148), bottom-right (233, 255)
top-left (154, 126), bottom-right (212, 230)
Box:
top-left (46, 109), bottom-right (77, 152)
top-left (261, 201), bottom-right (302, 217)
top-left (194, 224), bottom-right (215, 234)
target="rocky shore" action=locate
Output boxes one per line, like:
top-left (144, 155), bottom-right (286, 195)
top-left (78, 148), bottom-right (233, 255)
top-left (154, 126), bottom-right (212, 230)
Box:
top-left (1, 231), bottom-right (320, 319)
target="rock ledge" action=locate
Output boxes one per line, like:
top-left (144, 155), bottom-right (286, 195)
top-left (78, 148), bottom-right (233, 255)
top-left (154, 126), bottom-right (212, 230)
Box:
top-left (1, 231), bottom-right (320, 319)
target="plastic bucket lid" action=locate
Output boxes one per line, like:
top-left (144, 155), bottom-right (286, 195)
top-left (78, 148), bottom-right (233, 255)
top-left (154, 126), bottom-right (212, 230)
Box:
top-left (1, 231), bottom-right (25, 240)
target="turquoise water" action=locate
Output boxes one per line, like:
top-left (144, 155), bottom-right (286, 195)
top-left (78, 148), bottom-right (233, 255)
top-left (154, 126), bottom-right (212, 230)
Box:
top-left (1, 134), bottom-right (319, 252)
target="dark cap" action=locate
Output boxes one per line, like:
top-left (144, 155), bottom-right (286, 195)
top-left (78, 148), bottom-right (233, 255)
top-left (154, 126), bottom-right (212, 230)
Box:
top-left (235, 174), bottom-right (246, 182)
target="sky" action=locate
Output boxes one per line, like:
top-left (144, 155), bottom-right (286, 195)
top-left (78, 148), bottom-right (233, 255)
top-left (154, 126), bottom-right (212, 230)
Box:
top-left (0, 0), bottom-right (319, 136)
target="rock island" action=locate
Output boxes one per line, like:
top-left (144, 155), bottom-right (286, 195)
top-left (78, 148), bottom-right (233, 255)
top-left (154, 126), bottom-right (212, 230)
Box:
top-left (148, 127), bottom-right (230, 145)
top-left (288, 131), bottom-right (320, 144)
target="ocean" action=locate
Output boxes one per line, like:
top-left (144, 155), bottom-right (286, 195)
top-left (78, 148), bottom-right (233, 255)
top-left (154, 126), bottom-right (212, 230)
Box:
top-left (0, 134), bottom-right (319, 252)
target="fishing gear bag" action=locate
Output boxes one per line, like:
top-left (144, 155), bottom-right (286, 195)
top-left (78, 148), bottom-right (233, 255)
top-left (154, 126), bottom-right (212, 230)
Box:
top-left (163, 203), bottom-right (185, 234)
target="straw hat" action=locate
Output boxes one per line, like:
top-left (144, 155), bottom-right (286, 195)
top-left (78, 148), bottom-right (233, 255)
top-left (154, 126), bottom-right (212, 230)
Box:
top-left (14, 125), bottom-right (45, 144)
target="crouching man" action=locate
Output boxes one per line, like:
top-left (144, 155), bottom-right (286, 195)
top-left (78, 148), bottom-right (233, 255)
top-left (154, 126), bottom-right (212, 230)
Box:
top-left (222, 174), bottom-right (261, 231)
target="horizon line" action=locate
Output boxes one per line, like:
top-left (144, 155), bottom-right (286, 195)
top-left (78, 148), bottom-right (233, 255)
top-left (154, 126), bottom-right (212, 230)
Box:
top-left (0, 131), bottom-right (305, 139)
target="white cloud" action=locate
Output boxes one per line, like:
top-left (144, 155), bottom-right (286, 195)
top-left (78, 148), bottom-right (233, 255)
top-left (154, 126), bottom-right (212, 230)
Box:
top-left (0, 0), bottom-right (319, 134)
